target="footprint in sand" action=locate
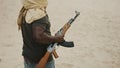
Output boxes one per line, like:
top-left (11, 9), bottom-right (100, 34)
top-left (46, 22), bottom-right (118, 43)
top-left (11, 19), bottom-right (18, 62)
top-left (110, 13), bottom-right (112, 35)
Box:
top-left (102, 16), bottom-right (112, 23)
top-left (0, 58), bottom-right (2, 62)
top-left (2, 43), bottom-right (13, 47)
top-left (58, 63), bottom-right (74, 68)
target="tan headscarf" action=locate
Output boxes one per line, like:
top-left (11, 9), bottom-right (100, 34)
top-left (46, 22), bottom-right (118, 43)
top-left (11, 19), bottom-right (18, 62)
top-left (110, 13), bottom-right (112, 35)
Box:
top-left (17, 0), bottom-right (48, 30)
top-left (22, 0), bottom-right (48, 9)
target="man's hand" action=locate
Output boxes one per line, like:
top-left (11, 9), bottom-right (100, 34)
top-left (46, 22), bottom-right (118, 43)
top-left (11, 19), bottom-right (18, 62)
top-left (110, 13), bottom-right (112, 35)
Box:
top-left (54, 33), bottom-right (64, 43)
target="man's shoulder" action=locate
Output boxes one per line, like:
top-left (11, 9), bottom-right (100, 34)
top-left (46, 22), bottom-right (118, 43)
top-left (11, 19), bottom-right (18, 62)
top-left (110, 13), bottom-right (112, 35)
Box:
top-left (25, 8), bottom-right (47, 24)
top-left (31, 16), bottom-right (49, 28)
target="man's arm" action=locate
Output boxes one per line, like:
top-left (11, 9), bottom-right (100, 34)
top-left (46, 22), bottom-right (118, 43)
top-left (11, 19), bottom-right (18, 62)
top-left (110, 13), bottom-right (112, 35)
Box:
top-left (32, 24), bottom-right (64, 44)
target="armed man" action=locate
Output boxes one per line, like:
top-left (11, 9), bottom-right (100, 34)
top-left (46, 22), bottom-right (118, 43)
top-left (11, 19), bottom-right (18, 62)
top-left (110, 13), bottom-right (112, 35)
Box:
top-left (17, 0), bottom-right (64, 68)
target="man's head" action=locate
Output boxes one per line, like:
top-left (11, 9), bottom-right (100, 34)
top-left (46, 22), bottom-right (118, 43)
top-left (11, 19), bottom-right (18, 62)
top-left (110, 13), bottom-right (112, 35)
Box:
top-left (22, 0), bottom-right (48, 9)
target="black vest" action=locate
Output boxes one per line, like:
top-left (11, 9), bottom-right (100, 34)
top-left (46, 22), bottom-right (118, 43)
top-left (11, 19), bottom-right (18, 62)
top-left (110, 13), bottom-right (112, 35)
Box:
top-left (21, 15), bottom-right (53, 63)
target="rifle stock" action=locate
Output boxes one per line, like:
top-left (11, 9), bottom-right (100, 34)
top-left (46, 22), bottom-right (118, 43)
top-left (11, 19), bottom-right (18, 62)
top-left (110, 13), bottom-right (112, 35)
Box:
top-left (36, 50), bottom-right (58, 68)
top-left (36, 51), bottom-right (50, 68)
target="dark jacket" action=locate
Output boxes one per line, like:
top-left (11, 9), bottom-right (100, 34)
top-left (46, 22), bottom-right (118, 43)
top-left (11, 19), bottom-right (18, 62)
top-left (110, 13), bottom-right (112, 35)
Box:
top-left (21, 15), bottom-right (53, 63)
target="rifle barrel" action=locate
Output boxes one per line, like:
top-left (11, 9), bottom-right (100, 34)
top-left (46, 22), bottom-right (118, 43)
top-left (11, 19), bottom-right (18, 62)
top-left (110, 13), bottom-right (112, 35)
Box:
top-left (69, 11), bottom-right (80, 24)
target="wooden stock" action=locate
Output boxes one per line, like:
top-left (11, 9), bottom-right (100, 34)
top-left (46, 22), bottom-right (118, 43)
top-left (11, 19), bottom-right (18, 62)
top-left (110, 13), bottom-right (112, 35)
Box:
top-left (36, 51), bottom-right (50, 68)
top-left (37, 50), bottom-right (58, 68)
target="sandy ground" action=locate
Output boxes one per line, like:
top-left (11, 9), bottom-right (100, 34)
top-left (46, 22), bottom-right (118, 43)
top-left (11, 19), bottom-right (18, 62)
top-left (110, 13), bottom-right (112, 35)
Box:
top-left (0, 0), bottom-right (120, 68)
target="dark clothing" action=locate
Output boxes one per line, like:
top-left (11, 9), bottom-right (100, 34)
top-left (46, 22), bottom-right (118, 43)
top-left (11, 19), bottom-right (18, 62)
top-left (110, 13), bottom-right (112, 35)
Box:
top-left (21, 15), bottom-right (53, 64)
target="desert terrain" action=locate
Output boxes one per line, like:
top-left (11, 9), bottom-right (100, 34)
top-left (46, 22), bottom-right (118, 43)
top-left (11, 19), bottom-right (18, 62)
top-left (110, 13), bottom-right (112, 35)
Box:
top-left (0, 0), bottom-right (120, 68)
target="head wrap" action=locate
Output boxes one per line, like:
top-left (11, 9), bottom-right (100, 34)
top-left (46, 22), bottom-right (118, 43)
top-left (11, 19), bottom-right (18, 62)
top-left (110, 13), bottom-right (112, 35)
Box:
top-left (17, 0), bottom-right (48, 30)
top-left (22, 0), bottom-right (48, 9)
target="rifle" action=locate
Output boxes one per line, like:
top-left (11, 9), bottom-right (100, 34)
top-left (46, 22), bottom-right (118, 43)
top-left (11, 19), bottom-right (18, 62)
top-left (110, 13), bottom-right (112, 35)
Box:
top-left (36, 11), bottom-right (80, 68)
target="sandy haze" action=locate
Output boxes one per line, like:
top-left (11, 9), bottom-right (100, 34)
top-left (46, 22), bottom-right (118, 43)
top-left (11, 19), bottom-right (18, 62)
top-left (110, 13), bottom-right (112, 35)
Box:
top-left (0, 0), bottom-right (120, 68)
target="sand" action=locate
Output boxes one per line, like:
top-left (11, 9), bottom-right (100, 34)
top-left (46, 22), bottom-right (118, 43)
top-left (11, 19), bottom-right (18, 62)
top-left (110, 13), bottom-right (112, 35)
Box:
top-left (0, 0), bottom-right (120, 68)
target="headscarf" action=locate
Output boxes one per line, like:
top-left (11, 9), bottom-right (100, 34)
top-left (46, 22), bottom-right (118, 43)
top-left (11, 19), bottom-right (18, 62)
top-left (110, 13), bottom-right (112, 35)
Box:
top-left (22, 0), bottom-right (48, 9)
top-left (17, 0), bottom-right (48, 30)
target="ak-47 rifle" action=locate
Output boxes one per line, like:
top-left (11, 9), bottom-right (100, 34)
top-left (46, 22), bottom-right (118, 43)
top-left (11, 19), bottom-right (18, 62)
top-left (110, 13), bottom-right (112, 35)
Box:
top-left (36, 11), bottom-right (80, 68)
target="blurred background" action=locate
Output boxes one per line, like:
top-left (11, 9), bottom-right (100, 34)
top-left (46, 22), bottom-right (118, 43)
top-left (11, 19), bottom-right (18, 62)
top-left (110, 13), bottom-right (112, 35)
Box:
top-left (0, 0), bottom-right (120, 68)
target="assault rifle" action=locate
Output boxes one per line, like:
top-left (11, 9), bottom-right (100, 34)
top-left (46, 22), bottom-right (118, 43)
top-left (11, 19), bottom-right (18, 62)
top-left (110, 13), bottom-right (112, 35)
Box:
top-left (37, 11), bottom-right (80, 68)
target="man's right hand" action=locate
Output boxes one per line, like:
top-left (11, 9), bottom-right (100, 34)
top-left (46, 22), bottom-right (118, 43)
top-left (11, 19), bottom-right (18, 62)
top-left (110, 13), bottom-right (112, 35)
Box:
top-left (54, 34), bottom-right (64, 43)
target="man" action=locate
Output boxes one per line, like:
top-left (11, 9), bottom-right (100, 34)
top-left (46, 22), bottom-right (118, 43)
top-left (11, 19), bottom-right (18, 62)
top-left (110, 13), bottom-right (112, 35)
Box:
top-left (17, 0), bottom-right (64, 68)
